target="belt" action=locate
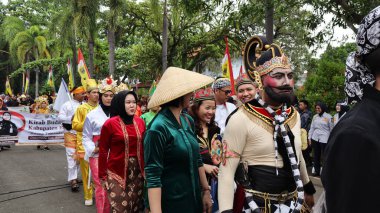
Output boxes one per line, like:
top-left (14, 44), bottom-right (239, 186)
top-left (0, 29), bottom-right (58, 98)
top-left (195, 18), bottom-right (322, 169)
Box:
top-left (245, 188), bottom-right (297, 203)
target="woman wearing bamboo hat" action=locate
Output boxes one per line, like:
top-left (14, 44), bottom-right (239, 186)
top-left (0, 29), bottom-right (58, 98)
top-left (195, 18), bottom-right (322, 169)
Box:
top-left (144, 67), bottom-right (214, 213)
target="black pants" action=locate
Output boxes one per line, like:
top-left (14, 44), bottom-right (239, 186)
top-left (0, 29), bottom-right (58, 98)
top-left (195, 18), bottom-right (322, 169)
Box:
top-left (312, 140), bottom-right (326, 175)
top-left (302, 145), bottom-right (313, 167)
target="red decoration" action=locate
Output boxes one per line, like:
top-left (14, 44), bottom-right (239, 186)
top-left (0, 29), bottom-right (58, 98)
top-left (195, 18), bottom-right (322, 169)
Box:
top-left (106, 77), bottom-right (112, 85)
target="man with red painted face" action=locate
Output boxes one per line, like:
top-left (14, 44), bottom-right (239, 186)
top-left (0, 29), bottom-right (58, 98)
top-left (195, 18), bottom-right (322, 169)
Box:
top-left (218, 36), bottom-right (315, 213)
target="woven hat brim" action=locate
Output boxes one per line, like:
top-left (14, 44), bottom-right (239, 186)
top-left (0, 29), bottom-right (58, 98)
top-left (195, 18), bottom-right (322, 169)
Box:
top-left (148, 67), bottom-right (214, 109)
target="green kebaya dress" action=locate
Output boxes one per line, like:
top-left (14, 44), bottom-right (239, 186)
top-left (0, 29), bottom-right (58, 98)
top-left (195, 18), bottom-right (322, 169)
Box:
top-left (144, 107), bottom-right (203, 213)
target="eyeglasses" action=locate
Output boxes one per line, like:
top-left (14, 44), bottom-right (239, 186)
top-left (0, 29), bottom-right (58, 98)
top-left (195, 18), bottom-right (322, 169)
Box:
top-left (218, 89), bottom-right (232, 95)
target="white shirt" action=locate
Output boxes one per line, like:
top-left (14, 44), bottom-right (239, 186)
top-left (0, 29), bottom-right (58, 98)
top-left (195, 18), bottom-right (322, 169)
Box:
top-left (215, 102), bottom-right (236, 133)
top-left (57, 99), bottom-right (81, 134)
top-left (82, 106), bottom-right (110, 161)
top-left (308, 112), bottom-right (333, 143)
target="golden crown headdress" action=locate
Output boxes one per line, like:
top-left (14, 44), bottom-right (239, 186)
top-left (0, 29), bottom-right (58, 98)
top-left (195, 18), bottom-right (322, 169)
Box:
top-left (98, 76), bottom-right (117, 94)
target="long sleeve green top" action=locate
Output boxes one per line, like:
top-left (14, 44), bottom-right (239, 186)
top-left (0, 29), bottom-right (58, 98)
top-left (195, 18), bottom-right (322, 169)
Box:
top-left (144, 107), bottom-right (203, 213)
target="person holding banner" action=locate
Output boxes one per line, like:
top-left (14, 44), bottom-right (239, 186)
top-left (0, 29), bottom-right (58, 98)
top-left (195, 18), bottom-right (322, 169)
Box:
top-left (58, 86), bottom-right (86, 192)
top-left (0, 97), bottom-right (8, 111)
top-left (72, 79), bottom-right (99, 206)
top-left (82, 77), bottom-right (117, 213)
top-left (35, 96), bottom-right (51, 150)
top-left (98, 90), bottom-right (146, 213)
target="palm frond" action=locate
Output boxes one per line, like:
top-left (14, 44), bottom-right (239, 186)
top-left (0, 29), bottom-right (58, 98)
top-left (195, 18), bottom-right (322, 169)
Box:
top-left (1, 16), bottom-right (25, 43)
top-left (34, 36), bottom-right (47, 57)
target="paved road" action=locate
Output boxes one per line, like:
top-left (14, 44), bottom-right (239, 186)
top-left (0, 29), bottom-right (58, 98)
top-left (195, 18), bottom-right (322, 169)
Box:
top-left (0, 145), bottom-right (324, 213)
top-left (0, 145), bottom-right (95, 213)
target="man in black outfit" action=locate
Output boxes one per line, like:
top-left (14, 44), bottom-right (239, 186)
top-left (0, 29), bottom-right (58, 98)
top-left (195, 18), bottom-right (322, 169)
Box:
top-left (322, 6), bottom-right (380, 213)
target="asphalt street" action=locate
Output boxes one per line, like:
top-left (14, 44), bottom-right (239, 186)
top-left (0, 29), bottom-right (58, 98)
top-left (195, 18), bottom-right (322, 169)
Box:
top-left (0, 145), bottom-right (323, 213)
top-left (0, 145), bottom-right (95, 213)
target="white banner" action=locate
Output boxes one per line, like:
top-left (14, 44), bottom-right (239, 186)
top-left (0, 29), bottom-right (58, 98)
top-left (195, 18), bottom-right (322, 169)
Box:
top-left (0, 111), bottom-right (64, 144)
top-left (8, 106), bottom-right (30, 113)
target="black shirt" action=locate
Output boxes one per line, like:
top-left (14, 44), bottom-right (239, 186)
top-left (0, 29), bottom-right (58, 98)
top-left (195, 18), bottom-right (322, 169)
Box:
top-left (322, 86), bottom-right (380, 213)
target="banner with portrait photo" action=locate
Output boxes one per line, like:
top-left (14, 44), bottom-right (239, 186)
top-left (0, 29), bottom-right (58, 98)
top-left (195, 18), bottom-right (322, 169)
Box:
top-left (0, 111), bottom-right (64, 144)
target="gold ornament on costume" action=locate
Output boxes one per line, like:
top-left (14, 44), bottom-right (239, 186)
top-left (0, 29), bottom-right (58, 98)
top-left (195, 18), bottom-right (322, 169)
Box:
top-left (114, 82), bottom-right (130, 94)
top-left (243, 36), bottom-right (291, 89)
top-left (98, 76), bottom-right (117, 94)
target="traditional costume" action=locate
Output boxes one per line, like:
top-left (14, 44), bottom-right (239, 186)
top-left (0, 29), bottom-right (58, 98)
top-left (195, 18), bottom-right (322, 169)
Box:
top-left (322, 6), bottom-right (380, 213)
top-left (191, 87), bottom-right (222, 212)
top-left (82, 77), bottom-right (118, 212)
top-left (144, 67), bottom-right (214, 213)
top-left (72, 79), bottom-right (98, 205)
top-left (57, 86), bottom-right (85, 191)
top-left (218, 36), bottom-right (315, 213)
top-left (98, 90), bottom-right (145, 213)
top-left (34, 96), bottom-right (50, 114)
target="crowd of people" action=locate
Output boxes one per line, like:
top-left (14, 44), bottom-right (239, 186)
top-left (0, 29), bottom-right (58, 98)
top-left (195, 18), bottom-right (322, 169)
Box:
top-left (1, 5), bottom-right (379, 213)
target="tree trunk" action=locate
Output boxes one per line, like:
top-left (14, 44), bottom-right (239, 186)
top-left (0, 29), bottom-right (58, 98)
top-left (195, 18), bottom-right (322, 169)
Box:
top-left (35, 68), bottom-right (39, 98)
top-left (162, 0), bottom-right (168, 73)
top-left (108, 28), bottom-right (116, 76)
top-left (265, 0), bottom-right (274, 43)
top-left (88, 38), bottom-right (95, 77)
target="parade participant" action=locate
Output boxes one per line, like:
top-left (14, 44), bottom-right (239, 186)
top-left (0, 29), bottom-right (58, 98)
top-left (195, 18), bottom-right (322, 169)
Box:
top-left (72, 79), bottom-right (99, 206)
top-left (57, 86), bottom-right (86, 192)
top-left (332, 100), bottom-right (349, 127)
top-left (322, 6), bottom-right (380, 213)
top-left (218, 36), bottom-right (315, 213)
top-left (308, 102), bottom-right (332, 177)
top-left (144, 67), bottom-right (213, 213)
top-left (7, 95), bottom-right (19, 107)
top-left (188, 87), bottom-right (221, 212)
top-left (0, 97), bottom-right (8, 111)
top-left (19, 94), bottom-right (28, 106)
top-left (140, 104), bottom-right (159, 128)
top-left (98, 90), bottom-right (145, 213)
top-left (141, 85), bottom-right (159, 127)
top-left (35, 96), bottom-right (51, 150)
top-left (212, 77), bottom-right (236, 133)
top-left (236, 74), bottom-right (259, 104)
top-left (34, 96), bottom-right (51, 114)
top-left (82, 77), bottom-right (117, 213)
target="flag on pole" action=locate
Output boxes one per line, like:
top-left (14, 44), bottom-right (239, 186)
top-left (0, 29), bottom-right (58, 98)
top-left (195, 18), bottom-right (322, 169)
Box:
top-left (47, 65), bottom-right (55, 88)
top-left (77, 48), bottom-right (91, 88)
top-left (53, 78), bottom-right (72, 112)
top-left (5, 76), bottom-right (13, 96)
top-left (221, 36), bottom-right (235, 95)
top-left (67, 58), bottom-right (75, 91)
top-left (24, 71), bottom-right (30, 94)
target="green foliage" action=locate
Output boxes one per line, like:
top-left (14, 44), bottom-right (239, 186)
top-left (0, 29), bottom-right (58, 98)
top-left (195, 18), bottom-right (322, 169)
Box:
top-left (9, 58), bottom-right (65, 78)
top-left (39, 84), bottom-right (55, 95)
top-left (297, 43), bottom-right (356, 111)
top-left (0, 0), bottom-right (375, 95)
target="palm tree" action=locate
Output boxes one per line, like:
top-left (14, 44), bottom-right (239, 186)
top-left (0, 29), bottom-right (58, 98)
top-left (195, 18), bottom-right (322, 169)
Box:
top-left (75, 0), bottom-right (100, 75)
top-left (9, 25), bottom-right (51, 97)
top-left (107, 0), bottom-right (126, 76)
top-left (50, 1), bottom-right (78, 79)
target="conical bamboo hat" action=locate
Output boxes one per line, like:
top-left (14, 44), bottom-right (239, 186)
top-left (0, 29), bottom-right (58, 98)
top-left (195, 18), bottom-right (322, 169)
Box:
top-left (148, 67), bottom-right (214, 109)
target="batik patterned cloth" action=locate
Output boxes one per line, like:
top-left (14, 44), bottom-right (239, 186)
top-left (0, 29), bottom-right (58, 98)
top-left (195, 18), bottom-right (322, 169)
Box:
top-left (107, 157), bottom-right (144, 213)
top-left (345, 6), bottom-right (380, 103)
